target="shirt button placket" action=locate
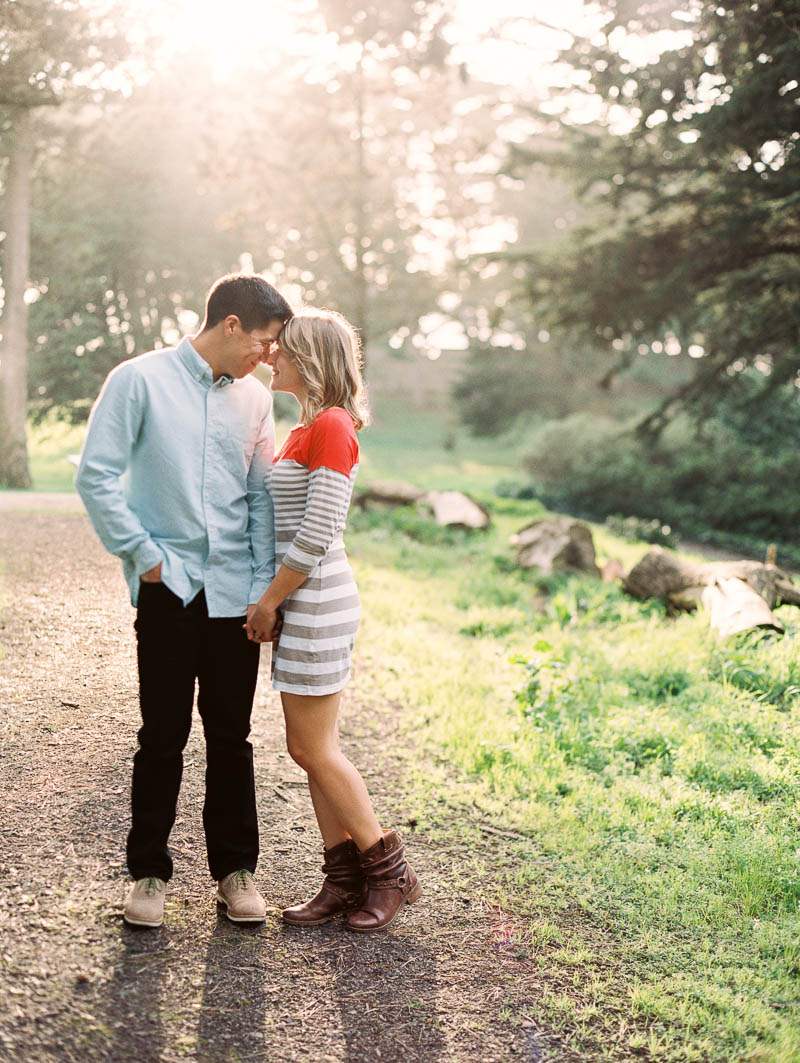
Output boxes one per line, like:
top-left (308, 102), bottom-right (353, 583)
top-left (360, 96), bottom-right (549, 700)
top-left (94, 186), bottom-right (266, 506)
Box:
top-left (204, 386), bottom-right (215, 613)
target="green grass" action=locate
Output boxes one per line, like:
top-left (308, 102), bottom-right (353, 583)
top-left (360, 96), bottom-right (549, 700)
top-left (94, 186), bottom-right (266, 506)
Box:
top-left (22, 403), bottom-right (800, 1057)
top-left (14, 415), bottom-right (86, 492)
top-left (356, 397), bottom-right (521, 494)
top-left (343, 443), bottom-right (800, 1060)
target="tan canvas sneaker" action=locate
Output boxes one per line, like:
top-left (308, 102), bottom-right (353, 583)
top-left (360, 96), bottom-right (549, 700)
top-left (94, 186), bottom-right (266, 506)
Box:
top-left (123, 877), bottom-right (166, 927)
top-left (216, 870), bottom-right (266, 924)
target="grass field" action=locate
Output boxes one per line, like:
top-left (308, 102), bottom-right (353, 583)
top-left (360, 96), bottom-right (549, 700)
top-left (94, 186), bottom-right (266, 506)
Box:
top-left (347, 502), bottom-right (800, 1060)
top-left (345, 405), bottom-right (800, 1061)
top-left (13, 415), bottom-right (85, 492)
top-left (19, 402), bottom-right (800, 1059)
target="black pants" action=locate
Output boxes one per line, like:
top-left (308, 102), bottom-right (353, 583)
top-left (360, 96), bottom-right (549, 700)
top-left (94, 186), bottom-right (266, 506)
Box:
top-left (127, 584), bottom-right (260, 882)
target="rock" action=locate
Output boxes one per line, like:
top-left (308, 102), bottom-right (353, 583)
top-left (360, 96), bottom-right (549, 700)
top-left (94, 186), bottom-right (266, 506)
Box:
top-left (601, 558), bottom-right (625, 583)
top-left (355, 480), bottom-right (426, 507)
top-left (511, 517), bottom-right (600, 575)
top-left (423, 491), bottom-right (490, 530)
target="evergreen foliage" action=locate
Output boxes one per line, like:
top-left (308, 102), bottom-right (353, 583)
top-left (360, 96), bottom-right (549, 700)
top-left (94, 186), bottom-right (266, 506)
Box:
top-left (519, 376), bottom-right (800, 563)
top-left (0, 0), bottom-right (128, 110)
top-left (26, 78), bottom-right (245, 422)
top-left (12, 0), bottom-right (499, 422)
top-left (507, 0), bottom-right (800, 432)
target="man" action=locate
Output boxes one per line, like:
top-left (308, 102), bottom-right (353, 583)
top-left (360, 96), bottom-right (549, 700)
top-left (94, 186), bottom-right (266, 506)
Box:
top-left (76, 273), bottom-right (292, 928)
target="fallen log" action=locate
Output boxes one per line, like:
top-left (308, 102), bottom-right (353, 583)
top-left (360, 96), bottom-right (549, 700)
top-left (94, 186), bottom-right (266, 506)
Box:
top-left (354, 480), bottom-right (426, 508)
top-left (623, 546), bottom-right (800, 636)
top-left (511, 517), bottom-right (600, 576)
top-left (624, 546), bottom-right (800, 607)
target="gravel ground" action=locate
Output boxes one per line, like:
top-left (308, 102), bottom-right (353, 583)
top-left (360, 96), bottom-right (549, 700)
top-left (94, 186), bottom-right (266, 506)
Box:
top-left (0, 502), bottom-right (575, 1063)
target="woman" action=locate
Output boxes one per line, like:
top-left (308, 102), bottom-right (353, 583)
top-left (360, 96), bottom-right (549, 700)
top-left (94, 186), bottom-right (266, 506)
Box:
top-left (245, 308), bottom-right (421, 933)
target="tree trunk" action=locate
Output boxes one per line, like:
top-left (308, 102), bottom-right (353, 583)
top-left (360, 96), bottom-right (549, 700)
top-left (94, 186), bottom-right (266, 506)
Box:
top-left (353, 49), bottom-right (370, 367)
top-left (0, 108), bottom-right (34, 488)
top-left (623, 546), bottom-right (800, 609)
top-left (355, 480), bottom-right (426, 507)
top-left (623, 546), bottom-right (800, 636)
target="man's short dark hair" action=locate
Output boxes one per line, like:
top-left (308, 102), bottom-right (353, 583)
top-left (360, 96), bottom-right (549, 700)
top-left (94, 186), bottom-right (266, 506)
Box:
top-left (203, 274), bottom-right (293, 332)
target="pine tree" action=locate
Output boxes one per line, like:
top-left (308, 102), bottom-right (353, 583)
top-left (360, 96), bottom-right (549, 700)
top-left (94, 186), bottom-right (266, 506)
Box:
top-left (508, 0), bottom-right (800, 435)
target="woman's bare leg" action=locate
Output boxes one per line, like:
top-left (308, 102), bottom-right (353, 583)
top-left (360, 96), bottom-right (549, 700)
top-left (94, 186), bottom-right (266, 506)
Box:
top-left (281, 690), bottom-right (382, 852)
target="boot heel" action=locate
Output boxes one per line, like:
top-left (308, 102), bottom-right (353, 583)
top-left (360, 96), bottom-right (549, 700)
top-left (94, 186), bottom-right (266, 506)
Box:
top-left (406, 881), bottom-right (423, 905)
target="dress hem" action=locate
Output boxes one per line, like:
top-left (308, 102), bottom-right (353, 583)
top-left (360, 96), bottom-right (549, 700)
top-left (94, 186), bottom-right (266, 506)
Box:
top-left (272, 676), bottom-right (350, 697)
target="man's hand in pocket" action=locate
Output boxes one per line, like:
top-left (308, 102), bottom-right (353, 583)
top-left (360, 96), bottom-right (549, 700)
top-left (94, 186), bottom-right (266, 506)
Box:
top-left (140, 563), bottom-right (163, 583)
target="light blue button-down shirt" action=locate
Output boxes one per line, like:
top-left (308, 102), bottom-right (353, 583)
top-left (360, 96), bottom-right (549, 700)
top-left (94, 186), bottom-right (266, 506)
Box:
top-left (76, 337), bottom-right (276, 616)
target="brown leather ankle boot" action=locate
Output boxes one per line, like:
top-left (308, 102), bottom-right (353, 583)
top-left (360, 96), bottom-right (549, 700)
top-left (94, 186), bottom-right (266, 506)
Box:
top-left (346, 830), bottom-right (422, 933)
top-left (282, 839), bottom-right (365, 926)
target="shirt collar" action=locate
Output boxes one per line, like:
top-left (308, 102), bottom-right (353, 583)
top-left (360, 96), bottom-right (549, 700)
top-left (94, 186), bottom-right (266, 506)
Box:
top-left (177, 336), bottom-right (213, 386)
top-left (176, 336), bottom-right (233, 389)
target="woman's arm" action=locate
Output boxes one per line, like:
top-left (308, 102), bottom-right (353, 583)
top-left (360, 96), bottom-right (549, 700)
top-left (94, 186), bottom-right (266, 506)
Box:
top-left (244, 465), bottom-right (353, 642)
top-left (245, 411), bottom-right (358, 643)
top-left (244, 563), bottom-right (307, 642)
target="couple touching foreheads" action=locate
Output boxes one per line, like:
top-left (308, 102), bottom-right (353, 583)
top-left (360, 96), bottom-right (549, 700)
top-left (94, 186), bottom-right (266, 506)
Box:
top-left (76, 273), bottom-right (420, 934)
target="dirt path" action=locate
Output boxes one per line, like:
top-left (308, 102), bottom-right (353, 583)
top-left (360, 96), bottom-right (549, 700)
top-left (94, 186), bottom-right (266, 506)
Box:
top-left (0, 501), bottom-right (567, 1063)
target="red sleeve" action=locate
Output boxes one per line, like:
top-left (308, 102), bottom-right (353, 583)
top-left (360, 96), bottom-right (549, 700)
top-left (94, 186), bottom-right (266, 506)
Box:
top-left (307, 408), bottom-right (359, 476)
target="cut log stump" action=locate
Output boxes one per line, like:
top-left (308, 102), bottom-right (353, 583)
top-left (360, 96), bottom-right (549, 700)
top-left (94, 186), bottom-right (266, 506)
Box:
top-left (702, 578), bottom-right (784, 638)
top-left (511, 517), bottom-right (600, 576)
top-left (353, 482), bottom-right (489, 529)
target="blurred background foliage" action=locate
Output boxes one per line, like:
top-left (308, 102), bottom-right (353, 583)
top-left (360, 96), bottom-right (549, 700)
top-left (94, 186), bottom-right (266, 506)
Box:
top-left (1, 0), bottom-right (799, 555)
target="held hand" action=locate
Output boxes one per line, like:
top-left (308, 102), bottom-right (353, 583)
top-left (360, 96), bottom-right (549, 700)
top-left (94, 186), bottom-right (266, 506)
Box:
top-left (244, 600), bottom-right (280, 643)
top-left (140, 562), bottom-right (163, 583)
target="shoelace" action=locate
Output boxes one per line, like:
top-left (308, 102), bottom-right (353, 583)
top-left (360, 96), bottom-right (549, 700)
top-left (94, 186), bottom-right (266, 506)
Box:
top-left (142, 876), bottom-right (162, 895)
top-left (229, 870), bottom-right (253, 891)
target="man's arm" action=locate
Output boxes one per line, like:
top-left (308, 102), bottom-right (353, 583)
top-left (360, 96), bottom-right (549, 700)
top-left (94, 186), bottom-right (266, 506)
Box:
top-left (246, 396), bottom-right (276, 605)
top-left (75, 364), bottom-right (164, 577)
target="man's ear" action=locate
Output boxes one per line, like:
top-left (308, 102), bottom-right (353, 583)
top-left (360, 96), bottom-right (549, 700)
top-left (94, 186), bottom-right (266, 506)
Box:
top-left (224, 314), bottom-right (241, 337)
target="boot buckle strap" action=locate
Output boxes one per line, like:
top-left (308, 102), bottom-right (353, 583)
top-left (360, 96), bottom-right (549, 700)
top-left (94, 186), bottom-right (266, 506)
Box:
top-left (323, 881), bottom-right (358, 902)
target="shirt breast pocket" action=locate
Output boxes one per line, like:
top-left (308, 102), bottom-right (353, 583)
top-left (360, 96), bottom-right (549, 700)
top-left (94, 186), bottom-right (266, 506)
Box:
top-left (217, 422), bottom-right (257, 473)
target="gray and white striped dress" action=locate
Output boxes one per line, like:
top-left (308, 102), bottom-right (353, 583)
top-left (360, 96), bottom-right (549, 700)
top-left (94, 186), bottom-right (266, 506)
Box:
top-left (267, 407), bottom-right (361, 696)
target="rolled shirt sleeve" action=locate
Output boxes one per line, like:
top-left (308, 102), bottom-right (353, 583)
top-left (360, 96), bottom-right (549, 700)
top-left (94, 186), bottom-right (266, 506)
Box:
top-left (75, 364), bottom-right (164, 577)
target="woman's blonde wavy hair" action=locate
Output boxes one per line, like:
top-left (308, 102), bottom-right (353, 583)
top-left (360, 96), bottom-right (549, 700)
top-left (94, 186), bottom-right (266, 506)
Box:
top-left (278, 308), bottom-right (370, 430)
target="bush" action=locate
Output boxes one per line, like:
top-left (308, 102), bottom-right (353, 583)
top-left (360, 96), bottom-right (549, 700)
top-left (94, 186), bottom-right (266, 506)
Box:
top-left (519, 410), bottom-right (800, 565)
top-left (604, 514), bottom-right (679, 550)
